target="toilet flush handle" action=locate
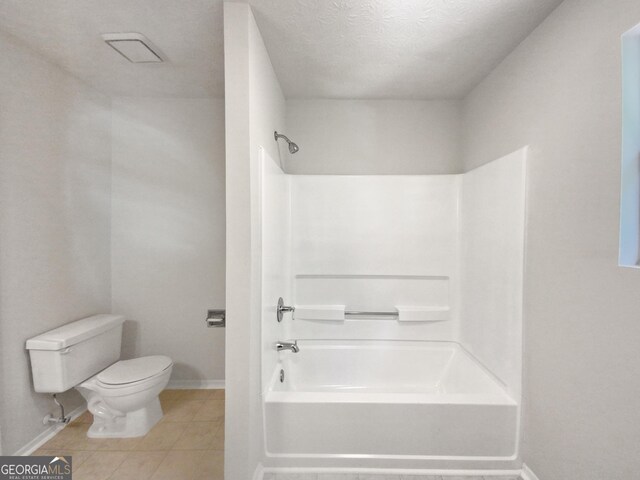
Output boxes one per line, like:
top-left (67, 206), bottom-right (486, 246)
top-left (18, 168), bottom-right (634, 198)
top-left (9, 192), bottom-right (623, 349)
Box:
top-left (59, 347), bottom-right (72, 355)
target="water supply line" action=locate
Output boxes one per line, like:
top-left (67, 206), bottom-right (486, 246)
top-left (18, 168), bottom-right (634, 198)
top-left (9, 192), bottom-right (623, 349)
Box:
top-left (43, 394), bottom-right (70, 425)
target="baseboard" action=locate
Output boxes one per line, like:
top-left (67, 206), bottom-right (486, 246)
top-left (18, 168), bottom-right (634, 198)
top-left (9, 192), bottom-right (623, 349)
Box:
top-left (13, 405), bottom-right (86, 456)
top-left (167, 379), bottom-right (225, 389)
top-left (521, 463), bottom-right (540, 480)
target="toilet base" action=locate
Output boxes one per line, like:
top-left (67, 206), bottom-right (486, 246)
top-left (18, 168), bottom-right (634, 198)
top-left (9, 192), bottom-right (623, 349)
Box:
top-left (87, 397), bottom-right (163, 438)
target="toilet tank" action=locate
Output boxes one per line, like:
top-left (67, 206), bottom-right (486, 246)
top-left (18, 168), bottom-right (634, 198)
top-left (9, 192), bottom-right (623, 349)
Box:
top-left (26, 314), bottom-right (125, 393)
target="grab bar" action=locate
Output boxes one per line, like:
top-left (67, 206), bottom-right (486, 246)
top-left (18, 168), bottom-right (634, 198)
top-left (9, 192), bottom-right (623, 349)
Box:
top-left (345, 310), bottom-right (398, 318)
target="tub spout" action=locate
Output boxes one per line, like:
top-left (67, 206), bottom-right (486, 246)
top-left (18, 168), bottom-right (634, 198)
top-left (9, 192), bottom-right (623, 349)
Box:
top-left (276, 341), bottom-right (299, 353)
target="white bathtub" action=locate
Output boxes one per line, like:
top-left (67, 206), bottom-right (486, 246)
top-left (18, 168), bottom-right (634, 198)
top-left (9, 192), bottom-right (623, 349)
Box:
top-left (264, 340), bottom-right (518, 459)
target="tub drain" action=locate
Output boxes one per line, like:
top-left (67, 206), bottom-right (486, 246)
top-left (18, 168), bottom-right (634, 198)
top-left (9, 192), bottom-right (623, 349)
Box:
top-left (280, 369), bottom-right (285, 383)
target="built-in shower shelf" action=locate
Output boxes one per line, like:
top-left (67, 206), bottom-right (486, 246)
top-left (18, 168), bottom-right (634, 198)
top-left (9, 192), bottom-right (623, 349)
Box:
top-left (395, 306), bottom-right (449, 322)
top-left (294, 305), bottom-right (449, 322)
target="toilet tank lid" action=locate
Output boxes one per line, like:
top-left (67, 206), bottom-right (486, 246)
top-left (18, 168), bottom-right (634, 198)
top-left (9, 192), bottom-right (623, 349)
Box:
top-left (26, 314), bottom-right (125, 351)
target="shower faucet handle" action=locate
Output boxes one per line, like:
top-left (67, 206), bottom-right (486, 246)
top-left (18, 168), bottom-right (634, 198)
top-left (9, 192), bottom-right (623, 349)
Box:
top-left (276, 341), bottom-right (299, 353)
top-left (277, 297), bottom-right (295, 323)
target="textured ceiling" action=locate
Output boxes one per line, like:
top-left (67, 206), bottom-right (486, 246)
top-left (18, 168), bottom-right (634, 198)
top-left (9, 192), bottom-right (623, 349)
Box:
top-left (0, 0), bottom-right (225, 98)
top-left (249, 0), bottom-right (563, 99)
top-left (0, 0), bottom-right (562, 99)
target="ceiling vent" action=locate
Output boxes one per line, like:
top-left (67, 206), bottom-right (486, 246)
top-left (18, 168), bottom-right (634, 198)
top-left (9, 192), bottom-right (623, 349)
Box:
top-left (102, 33), bottom-right (165, 63)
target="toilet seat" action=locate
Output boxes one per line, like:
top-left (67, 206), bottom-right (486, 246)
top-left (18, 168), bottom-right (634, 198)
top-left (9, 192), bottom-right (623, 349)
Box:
top-left (97, 355), bottom-right (172, 387)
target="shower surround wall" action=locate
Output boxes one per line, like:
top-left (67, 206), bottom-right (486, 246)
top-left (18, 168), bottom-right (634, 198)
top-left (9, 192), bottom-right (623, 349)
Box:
top-left (459, 149), bottom-right (526, 399)
top-left (261, 148), bottom-right (527, 470)
top-left (288, 175), bottom-right (459, 342)
top-left (260, 149), bottom-right (292, 389)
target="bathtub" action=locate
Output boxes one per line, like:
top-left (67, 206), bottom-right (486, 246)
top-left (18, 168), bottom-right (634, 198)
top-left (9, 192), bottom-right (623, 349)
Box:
top-left (264, 340), bottom-right (518, 460)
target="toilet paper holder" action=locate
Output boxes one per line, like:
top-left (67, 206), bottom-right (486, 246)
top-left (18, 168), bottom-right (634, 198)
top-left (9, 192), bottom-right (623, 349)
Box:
top-left (206, 309), bottom-right (225, 328)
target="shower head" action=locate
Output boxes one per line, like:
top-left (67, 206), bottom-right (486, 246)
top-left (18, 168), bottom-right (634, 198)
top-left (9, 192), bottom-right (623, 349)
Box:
top-left (274, 131), bottom-right (299, 154)
top-left (288, 141), bottom-right (299, 154)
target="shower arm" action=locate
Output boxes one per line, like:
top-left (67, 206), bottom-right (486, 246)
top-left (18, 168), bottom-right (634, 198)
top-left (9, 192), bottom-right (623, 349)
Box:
top-left (274, 131), bottom-right (292, 143)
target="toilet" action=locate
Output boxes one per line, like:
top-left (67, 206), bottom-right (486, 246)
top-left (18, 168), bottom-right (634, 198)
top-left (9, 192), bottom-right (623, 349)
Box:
top-left (26, 314), bottom-right (173, 438)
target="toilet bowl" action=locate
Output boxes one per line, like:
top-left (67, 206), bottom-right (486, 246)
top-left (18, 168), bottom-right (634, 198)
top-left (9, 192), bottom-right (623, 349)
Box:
top-left (77, 355), bottom-right (173, 438)
top-left (26, 314), bottom-right (174, 439)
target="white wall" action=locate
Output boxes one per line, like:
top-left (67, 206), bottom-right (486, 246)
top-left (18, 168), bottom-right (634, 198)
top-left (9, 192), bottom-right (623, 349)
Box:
top-left (285, 99), bottom-right (462, 175)
top-left (223, 4), bottom-right (253, 477)
top-left (111, 97), bottom-right (226, 384)
top-left (463, 1), bottom-right (640, 478)
top-left (224, 3), bottom-right (286, 478)
top-left (459, 148), bottom-right (526, 398)
top-left (0, 32), bottom-right (111, 454)
top-left (289, 175), bottom-right (459, 342)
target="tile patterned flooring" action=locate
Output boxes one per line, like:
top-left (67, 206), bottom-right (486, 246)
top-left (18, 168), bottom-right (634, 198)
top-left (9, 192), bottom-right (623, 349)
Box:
top-left (32, 389), bottom-right (224, 480)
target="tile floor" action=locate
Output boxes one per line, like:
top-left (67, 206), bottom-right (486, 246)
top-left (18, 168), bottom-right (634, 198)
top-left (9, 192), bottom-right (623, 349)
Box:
top-left (32, 389), bottom-right (224, 480)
